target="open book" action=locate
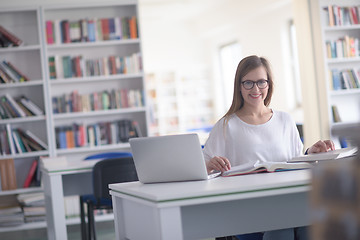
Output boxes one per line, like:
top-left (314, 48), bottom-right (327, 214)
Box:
top-left (222, 160), bottom-right (312, 177)
top-left (288, 147), bottom-right (358, 163)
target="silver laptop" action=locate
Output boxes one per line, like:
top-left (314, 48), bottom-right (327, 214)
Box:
top-left (129, 133), bottom-right (220, 183)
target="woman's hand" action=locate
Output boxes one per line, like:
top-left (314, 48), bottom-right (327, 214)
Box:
top-left (206, 156), bottom-right (231, 174)
top-left (308, 140), bottom-right (335, 154)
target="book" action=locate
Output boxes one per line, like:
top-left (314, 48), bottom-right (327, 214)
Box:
top-left (6, 124), bottom-right (16, 154)
top-left (0, 25), bottom-right (23, 46)
top-left (19, 96), bottom-right (44, 115)
top-left (0, 158), bottom-right (17, 190)
top-left (23, 160), bottom-right (38, 188)
top-left (0, 160), bottom-right (8, 190)
top-left (23, 130), bottom-right (48, 150)
top-left (5, 94), bottom-right (26, 117)
top-left (222, 160), bottom-right (312, 177)
top-left (331, 105), bottom-right (341, 123)
top-left (289, 147), bottom-right (358, 163)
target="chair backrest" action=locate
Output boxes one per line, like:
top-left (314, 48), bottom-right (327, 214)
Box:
top-left (85, 152), bottom-right (132, 160)
top-left (92, 156), bottom-right (138, 202)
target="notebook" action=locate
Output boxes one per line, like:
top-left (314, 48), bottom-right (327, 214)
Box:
top-left (288, 146), bottom-right (358, 163)
top-left (129, 133), bottom-right (220, 183)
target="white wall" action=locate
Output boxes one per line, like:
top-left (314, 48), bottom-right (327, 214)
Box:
top-left (189, 0), bottom-right (298, 120)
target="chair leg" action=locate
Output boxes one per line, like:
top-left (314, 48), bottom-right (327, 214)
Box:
top-left (87, 200), bottom-right (97, 240)
top-left (80, 196), bottom-right (88, 240)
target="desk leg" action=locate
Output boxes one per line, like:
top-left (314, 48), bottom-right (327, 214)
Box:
top-left (112, 195), bottom-right (125, 240)
top-left (43, 173), bottom-right (68, 240)
top-left (158, 207), bottom-right (183, 239)
top-left (112, 195), bottom-right (184, 240)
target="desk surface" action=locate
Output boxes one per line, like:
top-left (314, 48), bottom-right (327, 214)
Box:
top-left (40, 157), bottom-right (100, 175)
top-left (110, 169), bottom-right (311, 203)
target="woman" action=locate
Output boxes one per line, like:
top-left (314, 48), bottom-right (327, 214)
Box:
top-left (203, 55), bottom-right (334, 240)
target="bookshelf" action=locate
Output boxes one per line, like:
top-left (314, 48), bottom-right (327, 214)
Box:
top-left (0, 0), bottom-right (148, 234)
top-left (145, 71), bottom-right (214, 140)
top-left (319, 1), bottom-right (360, 147)
top-left (42, 1), bottom-right (148, 159)
top-left (0, 5), bottom-right (50, 195)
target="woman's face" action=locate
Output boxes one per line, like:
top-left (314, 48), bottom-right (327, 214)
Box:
top-left (240, 66), bottom-right (269, 109)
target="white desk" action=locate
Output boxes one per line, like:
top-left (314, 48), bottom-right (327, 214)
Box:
top-left (41, 159), bottom-right (99, 240)
top-left (109, 170), bottom-right (311, 240)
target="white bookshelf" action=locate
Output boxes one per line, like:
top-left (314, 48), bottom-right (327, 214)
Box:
top-left (0, 5), bottom-right (50, 194)
top-left (318, 0), bottom-right (360, 147)
top-left (41, 1), bottom-right (148, 158)
top-left (0, 0), bottom-right (148, 233)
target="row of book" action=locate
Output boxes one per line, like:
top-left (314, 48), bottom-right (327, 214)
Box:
top-left (324, 5), bottom-right (360, 27)
top-left (0, 60), bottom-right (29, 83)
top-left (45, 16), bottom-right (138, 45)
top-left (0, 158), bottom-right (39, 191)
top-left (0, 125), bottom-right (47, 156)
top-left (0, 94), bottom-right (44, 119)
top-left (0, 25), bottom-right (23, 48)
top-left (48, 52), bottom-right (142, 79)
top-left (329, 68), bottom-right (360, 90)
top-left (325, 35), bottom-right (359, 59)
top-left (0, 205), bottom-right (23, 227)
top-left (17, 192), bottom-right (45, 223)
top-left (55, 119), bottom-right (142, 149)
top-left (52, 88), bottom-right (144, 114)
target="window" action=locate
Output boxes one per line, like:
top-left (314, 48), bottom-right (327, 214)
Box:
top-left (219, 42), bottom-right (242, 108)
top-left (290, 20), bottom-right (302, 107)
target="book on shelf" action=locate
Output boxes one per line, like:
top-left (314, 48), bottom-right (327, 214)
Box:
top-left (331, 68), bottom-right (360, 90)
top-left (222, 160), bottom-right (312, 177)
top-left (0, 158), bottom-right (17, 190)
top-left (331, 105), bottom-right (342, 123)
top-left (12, 130), bottom-right (25, 153)
top-left (49, 52), bottom-right (142, 80)
top-left (17, 192), bottom-right (45, 207)
top-left (45, 16), bottom-right (138, 45)
top-left (324, 5), bottom-right (360, 26)
top-left (0, 95), bottom-right (44, 119)
top-left (3, 127), bottom-right (47, 154)
top-left (0, 62), bottom-right (18, 83)
top-left (23, 205), bottom-right (46, 223)
top-left (18, 95), bottom-right (44, 116)
top-left (0, 126), bottom-right (11, 155)
top-left (23, 159), bottom-right (38, 188)
top-left (4, 94), bottom-right (26, 117)
top-left (55, 119), bottom-right (141, 149)
top-left (0, 25), bottom-right (23, 47)
top-left (5, 124), bottom-right (16, 155)
top-left (52, 88), bottom-right (143, 114)
top-left (0, 205), bottom-right (24, 227)
top-left (325, 36), bottom-right (359, 59)
top-left (17, 191), bottom-right (46, 222)
top-left (1, 61), bottom-right (29, 82)
top-left (288, 146), bottom-right (358, 163)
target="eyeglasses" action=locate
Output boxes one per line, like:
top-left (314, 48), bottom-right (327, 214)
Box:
top-left (241, 80), bottom-right (269, 90)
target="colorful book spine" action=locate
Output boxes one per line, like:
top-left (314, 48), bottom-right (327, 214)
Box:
top-left (46, 20), bottom-right (55, 44)
top-left (23, 160), bottom-right (38, 188)
top-left (0, 25), bottom-right (23, 46)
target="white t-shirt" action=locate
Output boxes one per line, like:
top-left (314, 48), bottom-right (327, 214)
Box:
top-left (203, 110), bottom-right (303, 167)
